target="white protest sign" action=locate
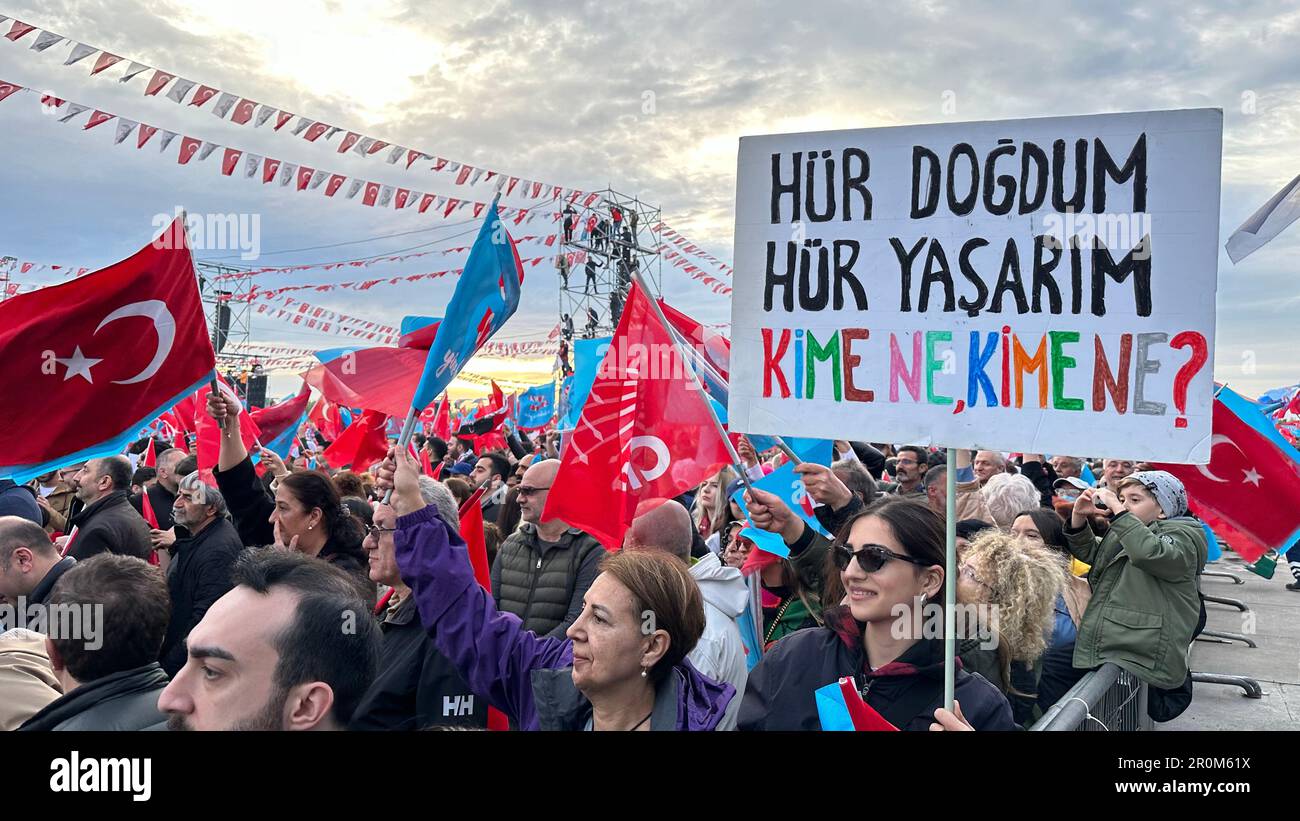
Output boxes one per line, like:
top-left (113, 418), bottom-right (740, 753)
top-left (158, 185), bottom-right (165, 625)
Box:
top-left (728, 109), bottom-right (1221, 462)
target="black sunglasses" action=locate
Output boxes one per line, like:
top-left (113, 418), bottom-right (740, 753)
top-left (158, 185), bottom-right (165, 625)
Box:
top-left (832, 542), bottom-right (930, 574)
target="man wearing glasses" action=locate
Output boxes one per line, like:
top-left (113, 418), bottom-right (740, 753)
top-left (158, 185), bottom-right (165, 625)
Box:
top-left (886, 446), bottom-right (929, 497)
top-left (489, 459), bottom-right (604, 639)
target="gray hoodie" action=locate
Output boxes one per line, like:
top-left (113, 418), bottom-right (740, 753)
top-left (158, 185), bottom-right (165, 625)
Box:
top-left (688, 553), bottom-right (749, 730)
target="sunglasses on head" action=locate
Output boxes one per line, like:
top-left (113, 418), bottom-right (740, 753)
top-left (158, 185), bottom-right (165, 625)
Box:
top-left (831, 542), bottom-right (930, 574)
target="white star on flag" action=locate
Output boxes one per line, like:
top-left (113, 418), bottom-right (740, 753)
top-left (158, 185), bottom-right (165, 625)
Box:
top-left (1242, 468), bottom-right (1263, 487)
top-left (55, 346), bottom-right (102, 382)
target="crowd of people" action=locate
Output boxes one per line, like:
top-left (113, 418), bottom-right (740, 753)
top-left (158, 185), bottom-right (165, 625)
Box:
top-left (0, 390), bottom-right (1245, 731)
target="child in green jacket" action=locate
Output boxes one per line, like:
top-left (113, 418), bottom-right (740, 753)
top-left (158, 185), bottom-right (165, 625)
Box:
top-left (1064, 471), bottom-right (1207, 690)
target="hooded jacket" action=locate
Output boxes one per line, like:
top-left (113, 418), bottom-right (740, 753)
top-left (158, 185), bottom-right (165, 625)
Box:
top-left (17, 663), bottom-right (168, 731)
top-left (738, 606), bottom-right (1017, 731)
top-left (67, 489), bottom-right (153, 561)
top-left (1065, 512), bottom-right (1207, 689)
top-left (688, 553), bottom-right (749, 730)
top-left (395, 504), bottom-right (734, 731)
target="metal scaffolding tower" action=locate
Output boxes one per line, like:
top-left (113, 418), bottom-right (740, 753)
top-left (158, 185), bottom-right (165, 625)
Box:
top-left (555, 188), bottom-right (661, 353)
top-left (195, 261), bottom-right (255, 377)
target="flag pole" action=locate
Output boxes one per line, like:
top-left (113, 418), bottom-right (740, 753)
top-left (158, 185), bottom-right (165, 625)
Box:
top-left (662, 320), bottom-right (802, 466)
top-left (628, 268), bottom-right (756, 495)
top-left (943, 446), bottom-right (957, 713)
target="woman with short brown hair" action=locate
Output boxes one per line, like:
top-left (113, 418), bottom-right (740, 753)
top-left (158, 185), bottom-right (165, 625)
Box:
top-left (378, 447), bottom-right (732, 731)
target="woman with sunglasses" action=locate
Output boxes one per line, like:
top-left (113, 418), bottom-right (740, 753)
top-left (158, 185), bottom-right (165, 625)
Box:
top-left (737, 497), bottom-right (1016, 731)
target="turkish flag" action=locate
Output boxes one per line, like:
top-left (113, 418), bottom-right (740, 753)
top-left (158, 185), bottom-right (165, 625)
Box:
top-left (362, 182), bottom-right (381, 206)
top-left (338, 132), bottom-right (361, 153)
top-left (432, 395), bottom-right (452, 440)
top-left (325, 174), bottom-right (346, 197)
top-left (303, 121), bottom-right (329, 142)
top-left (83, 110), bottom-right (114, 130)
top-left (309, 398), bottom-right (344, 441)
top-left (193, 376), bottom-right (261, 472)
top-left (322, 409), bottom-right (389, 471)
top-left (143, 437), bottom-right (157, 467)
top-left (189, 85), bottom-right (218, 107)
top-left (1153, 386), bottom-right (1300, 562)
top-left (262, 158), bottom-right (281, 184)
top-left (456, 486), bottom-right (509, 731)
top-left (296, 166), bottom-right (314, 191)
top-left (0, 218), bottom-right (215, 479)
top-left (136, 124), bottom-right (158, 148)
top-left (177, 136), bottom-right (201, 165)
top-left (230, 98), bottom-right (257, 124)
top-left (221, 147), bottom-right (242, 176)
top-left (90, 53), bottom-right (122, 75)
top-left (542, 283), bottom-right (731, 548)
top-left (144, 70), bottom-right (175, 96)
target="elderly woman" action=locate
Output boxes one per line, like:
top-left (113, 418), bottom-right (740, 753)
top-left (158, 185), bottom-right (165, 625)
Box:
top-left (980, 472), bottom-right (1042, 529)
top-left (205, 391), bottom-right (368, 579)
top-left (1067, 471), bottom-right (1207, 694)
top-left (376, 447), bottom-right (734, 731)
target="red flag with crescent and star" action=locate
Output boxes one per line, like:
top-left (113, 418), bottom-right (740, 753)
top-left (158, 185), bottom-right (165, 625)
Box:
top-left (0, 217), bottom-right (215, 481)
top-left (542, 283), bottom-right (730, 549)
top-left (1153, 386), bottom-right (1300, 562)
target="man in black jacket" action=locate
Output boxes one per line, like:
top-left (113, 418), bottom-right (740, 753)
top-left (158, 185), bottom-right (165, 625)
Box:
top-left (0, 516), bottom-right (76, 620)
top-left (64, 456), bottom-right (152, 561)
top-left (159, 473), bottom-right (242, 676)
top-left (18, 554), bottom-right (171, 731)
top-left (129, 446), bottom-right (186, 532)
top-left (351, 484), bottom-right (485, 730)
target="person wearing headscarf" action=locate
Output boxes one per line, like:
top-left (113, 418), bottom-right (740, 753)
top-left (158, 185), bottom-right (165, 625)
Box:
top-left (1064, 470), bottom-right (1207, 694)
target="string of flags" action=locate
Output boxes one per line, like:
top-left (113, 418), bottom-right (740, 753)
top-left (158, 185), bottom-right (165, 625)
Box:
top-left (207, 234), bottom-right (561, 281)
top-left (241, 254), bottom-right (556, 302)
top-left (0, 16), bottom-right (735, 285)
top-left (0, 82), bottom-right (560, 226)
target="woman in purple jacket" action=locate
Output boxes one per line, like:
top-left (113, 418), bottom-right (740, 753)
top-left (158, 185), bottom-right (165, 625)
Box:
top-left (379, 447), bottom-right (734, 731)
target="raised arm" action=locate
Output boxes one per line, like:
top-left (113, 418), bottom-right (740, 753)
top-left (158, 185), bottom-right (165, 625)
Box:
top-left (382, 447), bottom-right (571, 729)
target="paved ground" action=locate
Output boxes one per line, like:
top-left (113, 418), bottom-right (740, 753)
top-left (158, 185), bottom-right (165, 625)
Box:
top-left (1162, 553), bottom-right (1300, 730)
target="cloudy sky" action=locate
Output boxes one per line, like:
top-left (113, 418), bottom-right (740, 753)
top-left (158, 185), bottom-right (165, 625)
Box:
top-left (1, 0), bottom-right (1298, 401)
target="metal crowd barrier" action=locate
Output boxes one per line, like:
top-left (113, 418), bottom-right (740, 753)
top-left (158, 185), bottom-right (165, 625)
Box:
top-left (1030, 663), bottom-right (1151, 731)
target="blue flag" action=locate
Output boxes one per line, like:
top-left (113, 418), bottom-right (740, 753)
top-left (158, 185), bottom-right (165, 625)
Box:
top-left (557, 336), bottom-right (612, 429)
top-left (409, 198), bottom-right (523, 414)
top-left (517, 382), bottom-right (557, 429)
top-left (741, 462), bottom-right (833, 538)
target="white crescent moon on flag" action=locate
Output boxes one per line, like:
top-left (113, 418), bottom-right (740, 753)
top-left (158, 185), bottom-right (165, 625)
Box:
top-left (95, 300), bottom-right (176, 385)
top-left (1195, 434), bottom-right (1247, 483)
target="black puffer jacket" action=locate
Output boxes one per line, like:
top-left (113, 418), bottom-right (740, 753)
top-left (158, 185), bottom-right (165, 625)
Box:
top-left (67, 490), bottom-right (152, 561)
top-left (489, 522), bottom-right (604, 639)
top-left (18, 663), bottom-right (168, 731)
top-left (738, 606), bottom-right (1017, 731)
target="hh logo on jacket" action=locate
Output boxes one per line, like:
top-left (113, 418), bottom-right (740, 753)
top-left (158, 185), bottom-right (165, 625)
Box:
top-left (443, 694), bottom-right (475, 717)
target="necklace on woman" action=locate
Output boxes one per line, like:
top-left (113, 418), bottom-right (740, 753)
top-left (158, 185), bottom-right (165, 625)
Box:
top-left (764, 598), bottom-right (794, 644)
